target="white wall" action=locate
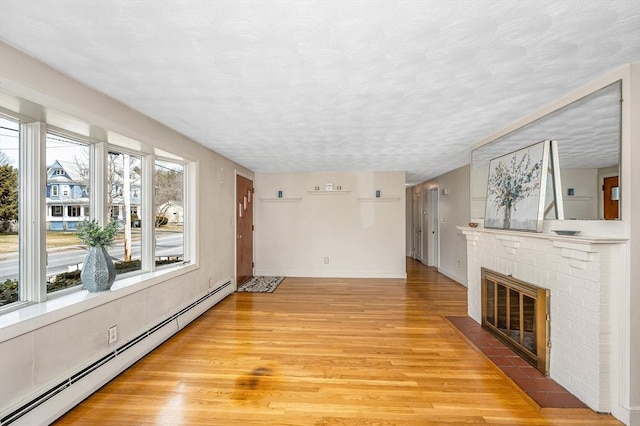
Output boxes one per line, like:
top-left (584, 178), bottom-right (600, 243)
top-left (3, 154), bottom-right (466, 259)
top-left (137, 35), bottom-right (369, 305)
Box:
top-left (0, 42), bottom-right (252, 418)
top-left (409, 164), bottom-right (470, 286)
top-left (254, 171), bottom-right (406, 278)
top-left (560, 168), bottom-right (599, 220)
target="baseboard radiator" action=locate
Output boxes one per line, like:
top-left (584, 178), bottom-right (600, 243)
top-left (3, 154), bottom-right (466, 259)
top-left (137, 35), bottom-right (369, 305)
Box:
top-left (1, 280), bottom-right (232, 426)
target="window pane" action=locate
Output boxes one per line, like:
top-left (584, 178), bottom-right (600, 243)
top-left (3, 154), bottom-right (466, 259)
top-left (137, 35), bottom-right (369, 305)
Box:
top-left (497, 284), bottom-right (507, 332)
top-left (155, 160), bottom-right (183, 267)
top-left (509, 289), bottom-right (521, 344)
top-left (107, 151), bottom-right (142, 275)
top-left (46, 133), bottom-right (90, 293)
top-left (485, 279), bottom-right (495, 325)
top-left (0, 117), bottom-right (20, 306)
top-left (523, 295), bottom-right (537, 353)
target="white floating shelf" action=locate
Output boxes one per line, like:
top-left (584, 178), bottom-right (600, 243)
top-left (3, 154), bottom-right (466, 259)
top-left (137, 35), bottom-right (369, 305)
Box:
top-left (260, 197), bottom-right (302, 203)
top-left (357, 197), bottom-right (400, 202)
top-left (307, 190), bottom-right (350, 195)
top-left (564, 195), bottom-right (595, 200)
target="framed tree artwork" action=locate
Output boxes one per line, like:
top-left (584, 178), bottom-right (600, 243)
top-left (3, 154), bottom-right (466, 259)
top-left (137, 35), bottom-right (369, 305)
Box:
top-left (484, 140), bottom-right (563, 232)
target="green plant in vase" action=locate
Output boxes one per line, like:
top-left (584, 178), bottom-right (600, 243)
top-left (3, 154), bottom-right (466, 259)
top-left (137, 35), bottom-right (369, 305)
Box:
top-left (77, 220), bottom-right (119, 292)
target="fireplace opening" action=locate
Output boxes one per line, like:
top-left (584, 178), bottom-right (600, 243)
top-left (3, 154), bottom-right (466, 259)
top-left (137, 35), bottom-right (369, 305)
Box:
top-left (481, 268), bottom-right (550, 375)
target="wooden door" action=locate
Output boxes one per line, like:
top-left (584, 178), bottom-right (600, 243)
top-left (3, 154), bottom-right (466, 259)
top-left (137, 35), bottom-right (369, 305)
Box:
top-left (603, 176), bottom-right (619, 220)
top-left (236, 175), bottom-right (254, 285)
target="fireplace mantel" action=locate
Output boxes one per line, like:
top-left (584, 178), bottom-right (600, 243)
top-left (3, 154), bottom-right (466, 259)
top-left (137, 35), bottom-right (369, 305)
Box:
top-left (458, 225), bottom-right (627, 414)
top-left (458, 226), bottom-right (627, 246)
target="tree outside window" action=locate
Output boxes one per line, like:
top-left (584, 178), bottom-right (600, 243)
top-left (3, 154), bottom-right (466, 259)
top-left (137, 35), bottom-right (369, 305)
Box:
top-left (0, 117), bottom-right (19, 306)
top-left (154, 160), bottom-right (184, 266)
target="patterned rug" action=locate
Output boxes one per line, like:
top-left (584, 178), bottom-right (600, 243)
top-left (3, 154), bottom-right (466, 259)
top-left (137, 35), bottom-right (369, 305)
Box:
top-left (237, 276), bottom-right (285, 293)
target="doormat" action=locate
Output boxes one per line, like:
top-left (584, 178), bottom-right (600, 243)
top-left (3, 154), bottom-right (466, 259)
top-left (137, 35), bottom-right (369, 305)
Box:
top-left (237, 276), bottom-right (285, 293)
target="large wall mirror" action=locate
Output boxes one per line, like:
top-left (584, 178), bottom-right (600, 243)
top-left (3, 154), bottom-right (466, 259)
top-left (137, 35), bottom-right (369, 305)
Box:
top-left (471, 80), bottom-right (621, 222)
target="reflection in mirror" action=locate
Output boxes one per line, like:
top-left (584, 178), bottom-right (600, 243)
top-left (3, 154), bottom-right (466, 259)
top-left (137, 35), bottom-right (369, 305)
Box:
top-left (471, 81), bottom-right (621, 221)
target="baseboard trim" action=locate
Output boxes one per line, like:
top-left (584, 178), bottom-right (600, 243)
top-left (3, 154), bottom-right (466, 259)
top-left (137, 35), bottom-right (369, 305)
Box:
top-left (437, 267), bottom-right (468, 287)
top-left (254, 270), bottom-right (407, 279)
top-left (612, 404), bottom-right (640, 426)
top-left (2, 280), bottom-right (234, 426)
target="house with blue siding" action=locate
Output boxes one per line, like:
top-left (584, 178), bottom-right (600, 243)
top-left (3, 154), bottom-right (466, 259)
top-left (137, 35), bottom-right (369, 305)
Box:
top-left (46, 159), bottom-right (141, 230)
top-left (46, 160), bottom-right (90, 230)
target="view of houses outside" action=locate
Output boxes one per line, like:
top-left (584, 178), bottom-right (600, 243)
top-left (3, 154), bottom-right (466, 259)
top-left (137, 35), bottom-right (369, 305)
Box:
top-left (0, 118), bottom-right (184, 306)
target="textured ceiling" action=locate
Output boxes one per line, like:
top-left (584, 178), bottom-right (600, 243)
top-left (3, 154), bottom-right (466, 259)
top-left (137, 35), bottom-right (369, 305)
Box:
top-left (472, 81), bottom-right (621, 169)
top-left (0, 0), bottom-right (639, 184)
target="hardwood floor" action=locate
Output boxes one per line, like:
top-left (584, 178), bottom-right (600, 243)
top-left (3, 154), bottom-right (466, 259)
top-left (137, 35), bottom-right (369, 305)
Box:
top-left (56, 259), bottom-right (620, 425)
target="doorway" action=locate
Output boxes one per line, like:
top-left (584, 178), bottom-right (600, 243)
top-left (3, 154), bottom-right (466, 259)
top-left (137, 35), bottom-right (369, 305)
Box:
top-left (426, 188), bottom-right (439, 267)
top-left (236, 174), bottom-right (254, 285)
top-left (413, 191), bottom-right (422, 260)
top-left (421, 188), bottom-right (429, 265)
top-left (603, 175), bottom-right (619, 220)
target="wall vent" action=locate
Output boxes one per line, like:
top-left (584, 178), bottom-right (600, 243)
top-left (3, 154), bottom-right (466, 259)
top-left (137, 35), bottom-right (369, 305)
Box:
top-left (0, 280), bottom-right (232, 426)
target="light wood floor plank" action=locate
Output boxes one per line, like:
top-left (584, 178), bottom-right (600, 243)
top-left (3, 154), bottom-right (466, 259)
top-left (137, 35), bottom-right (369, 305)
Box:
top-left (55, 259), bottom-right (620, 425)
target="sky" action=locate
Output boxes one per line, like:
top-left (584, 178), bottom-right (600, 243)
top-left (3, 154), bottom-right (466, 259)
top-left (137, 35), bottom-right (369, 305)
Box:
top-left (1, 117), bottom-right (90, 167)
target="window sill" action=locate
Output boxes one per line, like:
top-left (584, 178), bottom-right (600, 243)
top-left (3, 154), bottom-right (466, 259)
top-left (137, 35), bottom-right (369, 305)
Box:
top-left (0, 263), bottom-right (198, 343)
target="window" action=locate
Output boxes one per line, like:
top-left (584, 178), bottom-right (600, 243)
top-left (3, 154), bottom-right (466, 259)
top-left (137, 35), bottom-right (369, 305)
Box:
top-left (1, 117), bottom-right (194, 314)
top-left (46, 132), bottom-right (89, 294)
top-left (155, 159), bottom-right (184, 267)
top-left (107, 150), bottom-right (143, 273)
top-left (67, 206), bottom-right (81, 217)
top-left (0, 117), bottom-right (20, 307)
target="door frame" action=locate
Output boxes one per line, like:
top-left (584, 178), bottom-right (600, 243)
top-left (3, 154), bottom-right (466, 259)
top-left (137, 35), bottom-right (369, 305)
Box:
top-left (421, 187), bottom-right (429, 265)
top-left (426, 187), bottom-right (439, 268)
top-left (599, 172), bottom-right (620, 219)
top-left (412, 191), bottom-right (422, 260)
top-left (235, 170), bottom-right (254, 287)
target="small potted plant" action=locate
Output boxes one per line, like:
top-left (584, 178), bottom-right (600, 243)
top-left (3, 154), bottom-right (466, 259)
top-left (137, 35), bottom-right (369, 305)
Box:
top-left (77, 219), bottom-right (119, 292)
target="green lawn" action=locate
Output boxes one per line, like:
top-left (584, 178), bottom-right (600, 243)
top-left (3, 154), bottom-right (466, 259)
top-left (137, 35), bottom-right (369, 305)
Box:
top-left (0, 226), bottom-right (180, 254)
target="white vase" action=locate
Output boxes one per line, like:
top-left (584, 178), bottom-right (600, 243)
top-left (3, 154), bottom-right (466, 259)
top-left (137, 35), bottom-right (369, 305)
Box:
top-left (81, 246), bottom-right (116, 292)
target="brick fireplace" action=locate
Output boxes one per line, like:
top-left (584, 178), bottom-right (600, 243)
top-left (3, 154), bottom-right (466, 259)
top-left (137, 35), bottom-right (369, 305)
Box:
top-left (460, 226), bottom-right (626, 413)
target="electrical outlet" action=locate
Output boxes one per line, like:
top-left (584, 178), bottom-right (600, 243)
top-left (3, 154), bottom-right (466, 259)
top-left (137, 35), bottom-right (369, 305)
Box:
top-left (457, 260), bottom-right (461, 269)
top-left (108, 325), bottom-right (118, 345)
top-left (209, 277), bottom-right (214, 288)
top-left (324, 257), bottom-right (329, 264)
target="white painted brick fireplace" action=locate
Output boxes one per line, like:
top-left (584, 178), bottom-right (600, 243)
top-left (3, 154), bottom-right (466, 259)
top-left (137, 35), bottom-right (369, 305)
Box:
top-left (460, 226), bottom-right (626, 413)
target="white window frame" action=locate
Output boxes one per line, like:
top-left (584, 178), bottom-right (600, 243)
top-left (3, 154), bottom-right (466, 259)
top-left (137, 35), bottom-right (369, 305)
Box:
top-left (1, 116), bottom-right (197, 316)
top-left (153, 157), bottom-right (190, 269)
top-left (51, 185), bottom-right (58, 197)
